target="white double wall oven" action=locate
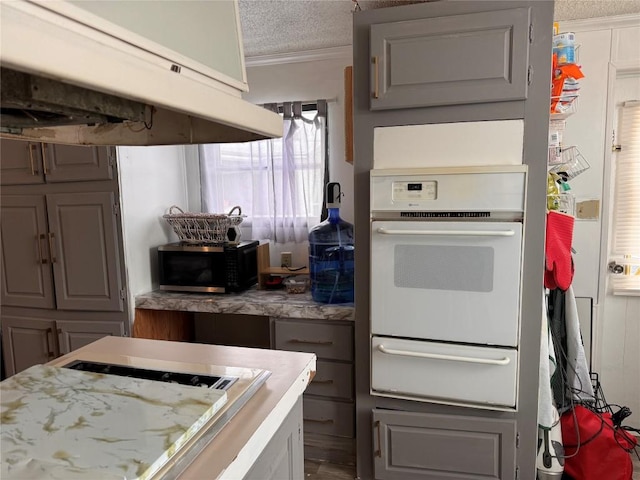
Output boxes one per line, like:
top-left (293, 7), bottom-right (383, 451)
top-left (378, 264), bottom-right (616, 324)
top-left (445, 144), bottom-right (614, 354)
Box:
top-left (369, 166), bottom-right (528, 410)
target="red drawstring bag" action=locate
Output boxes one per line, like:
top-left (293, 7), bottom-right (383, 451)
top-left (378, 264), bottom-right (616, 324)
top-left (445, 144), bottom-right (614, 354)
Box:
top-left (560, 405), bottom-right (636, 480)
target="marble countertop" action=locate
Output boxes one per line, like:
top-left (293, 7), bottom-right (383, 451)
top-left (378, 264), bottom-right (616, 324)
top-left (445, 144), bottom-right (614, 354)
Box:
top-left (1, 364), bottom-right (227, 480)
top-left (0, 336), bottom-right (316, 480)
top-left (135, 287), bottom-right (354, 321)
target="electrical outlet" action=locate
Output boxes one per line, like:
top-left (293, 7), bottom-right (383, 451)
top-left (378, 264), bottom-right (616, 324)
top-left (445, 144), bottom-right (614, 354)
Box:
top-left (281, 252), bottom-right (292, 268)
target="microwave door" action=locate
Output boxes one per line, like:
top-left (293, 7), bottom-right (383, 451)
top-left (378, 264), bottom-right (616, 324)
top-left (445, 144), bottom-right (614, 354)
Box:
top-left (161, 251), bottom-right (226, 290)
top-left (370, 221), bottom-right (523, 347)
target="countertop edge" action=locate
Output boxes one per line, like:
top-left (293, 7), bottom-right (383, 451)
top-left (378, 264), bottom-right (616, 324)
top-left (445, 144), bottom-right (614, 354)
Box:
top-left (135, 290), bottom-right (355, 321)
top-left (215, 358), bottom-right (315, 479)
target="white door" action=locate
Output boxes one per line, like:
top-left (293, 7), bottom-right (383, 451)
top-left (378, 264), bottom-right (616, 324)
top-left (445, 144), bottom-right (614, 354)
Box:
top-left (371, 221), bottom-right (523, 347)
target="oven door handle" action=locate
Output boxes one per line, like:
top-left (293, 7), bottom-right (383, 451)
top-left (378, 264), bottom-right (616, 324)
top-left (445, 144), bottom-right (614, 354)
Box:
top-left (376, 228), bottom-right (515, 237)
top-left (377, 344), bottom-right (511, 366)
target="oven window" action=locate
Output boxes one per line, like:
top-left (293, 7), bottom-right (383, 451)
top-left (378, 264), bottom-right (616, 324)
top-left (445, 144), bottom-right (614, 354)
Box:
top-left (394, 245), bottom-right (494, 292)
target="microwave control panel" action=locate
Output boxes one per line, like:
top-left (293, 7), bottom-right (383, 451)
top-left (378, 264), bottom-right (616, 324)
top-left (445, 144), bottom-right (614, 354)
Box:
top-left (392, 181), bottom-right (437, 202)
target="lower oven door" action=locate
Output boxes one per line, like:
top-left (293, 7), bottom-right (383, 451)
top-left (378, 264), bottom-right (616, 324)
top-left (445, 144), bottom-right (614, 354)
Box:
top-left (371, 336), bottom-right (518, 408)
top-left (371, 221), bottom-right (523, 347)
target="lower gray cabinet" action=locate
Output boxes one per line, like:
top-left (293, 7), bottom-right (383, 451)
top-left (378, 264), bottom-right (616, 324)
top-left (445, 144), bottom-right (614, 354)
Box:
top-left (304, 397), bottom-right (355, 438)
top-left (244, 398), bottom-right (304, 480)
top-left (273, 317), bottom-right (356, 463)
top-left (1, 315), bottom-right (124, 376)
top-left (57, 320), bottom-right (124, 355)
top-left (1, 316), bottom-right (56, 376)
top-left (373, 409), bottom-right (516, 480)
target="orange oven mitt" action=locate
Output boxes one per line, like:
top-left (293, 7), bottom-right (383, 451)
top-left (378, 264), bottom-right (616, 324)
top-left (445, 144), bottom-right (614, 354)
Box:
top-left (544, 210), bottom-right (575, 291)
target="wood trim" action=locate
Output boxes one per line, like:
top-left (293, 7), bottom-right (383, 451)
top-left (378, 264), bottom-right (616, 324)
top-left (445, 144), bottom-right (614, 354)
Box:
top-left (345, 66), bottom-right (354, 165)
top-left (133, 308), bottom-right (194, 342)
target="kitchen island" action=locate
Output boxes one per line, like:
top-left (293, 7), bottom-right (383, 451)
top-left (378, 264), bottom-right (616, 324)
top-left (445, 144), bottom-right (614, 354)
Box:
top-left (1, 336), bottom-right (316, 480)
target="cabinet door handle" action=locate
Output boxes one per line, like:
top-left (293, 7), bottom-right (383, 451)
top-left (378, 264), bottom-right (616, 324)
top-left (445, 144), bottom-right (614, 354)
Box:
top-left (289, 338), bottom-right (333, 346)
top-left (304, 418), bottom-right (334, 424)
top-left (372, 56), bottom-right (380, 99)
top-left (45, 328), bottom-right (55, 359)
top-left (36, 234), bottom-right (48, 264)
top-left (377, 344), bottom-right (511, 366)
top-left (28, 144), bottom-right (38, 176)
top-left (374, 420), bottom-right (382, 457)
top-left (41, 143), bottom-right (49, 175)
top-left (376, 228), bottom-right (516, 237)
top-left (312, 379), bottom-right (334, 385)
top-left (47, 232), bottom-right (57, 264)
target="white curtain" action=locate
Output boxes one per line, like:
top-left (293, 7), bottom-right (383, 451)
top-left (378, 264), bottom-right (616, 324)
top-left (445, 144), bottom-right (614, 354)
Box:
top-left (200, 102), bottom-right (326, 243)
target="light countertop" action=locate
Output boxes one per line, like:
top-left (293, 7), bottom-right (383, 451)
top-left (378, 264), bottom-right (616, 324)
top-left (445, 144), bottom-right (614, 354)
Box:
top-left (135, 287), bottom-right (354, 321)
top-left (2, 337), bottom-right (316, 480)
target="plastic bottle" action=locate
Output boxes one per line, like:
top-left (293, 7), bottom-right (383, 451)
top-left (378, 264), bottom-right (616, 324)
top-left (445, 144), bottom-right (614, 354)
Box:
top-left (308, 183), bottom-right (354, 304)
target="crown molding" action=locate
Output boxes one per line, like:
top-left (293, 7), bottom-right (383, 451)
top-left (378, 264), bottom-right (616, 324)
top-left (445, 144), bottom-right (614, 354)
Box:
top-left (245, 45), bottom-right (352, 68)
top-left (558, 13), bottom-right (640, 32)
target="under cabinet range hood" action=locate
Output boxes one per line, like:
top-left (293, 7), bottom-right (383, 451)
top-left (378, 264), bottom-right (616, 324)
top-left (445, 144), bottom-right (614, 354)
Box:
top-left (0, 0), bottom-right (283, 146)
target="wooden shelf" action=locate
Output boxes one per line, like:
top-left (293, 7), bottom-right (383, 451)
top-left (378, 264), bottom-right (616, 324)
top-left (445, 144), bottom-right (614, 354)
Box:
top-left (256, 243), bottom-right (309, 289)
top-left (262, 267), bottom-right (309, 276)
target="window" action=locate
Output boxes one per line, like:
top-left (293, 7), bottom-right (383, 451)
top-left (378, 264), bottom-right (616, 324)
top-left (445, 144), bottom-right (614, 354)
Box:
top-left (200, 101), bottom-right (327, 244)
top-left (610, 101), bottom-right (640, 294)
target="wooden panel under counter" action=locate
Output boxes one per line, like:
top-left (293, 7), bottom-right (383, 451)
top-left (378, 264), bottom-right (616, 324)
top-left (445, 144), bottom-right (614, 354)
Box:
top-left (133, 309), bottom-right (194, 342)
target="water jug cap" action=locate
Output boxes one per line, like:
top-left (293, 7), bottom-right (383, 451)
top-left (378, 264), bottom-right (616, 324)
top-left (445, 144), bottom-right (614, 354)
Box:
top-left (326, 182), bottom-right (341, 208)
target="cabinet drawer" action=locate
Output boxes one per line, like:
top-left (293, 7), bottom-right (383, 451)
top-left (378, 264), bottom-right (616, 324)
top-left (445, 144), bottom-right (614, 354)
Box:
top-left (303, 397), bottom-right (354, 438)
top-left (372, 336), bottom-right (518, 408)
top-left (274, 320), bottom-right (353, 361)
top-left (373, 409), bottom-right (516, 480)
top-left (307, 360), bottom-right (353, 401)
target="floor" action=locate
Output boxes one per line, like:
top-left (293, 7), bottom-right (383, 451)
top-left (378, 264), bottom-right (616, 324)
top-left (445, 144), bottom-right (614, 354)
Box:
top-left (304, 460), bottom-right (356, 480)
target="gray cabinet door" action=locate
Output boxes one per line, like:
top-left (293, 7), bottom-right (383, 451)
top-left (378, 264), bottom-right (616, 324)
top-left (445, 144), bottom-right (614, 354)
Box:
top-left (57, 320), bottom-right (124, 354)
top-left (373, 409), bottom-right (516, 480)
top-left (0, 139), bottom-right (44, 185)
top-left (42, 144), bottom-right (113, 183)
top-left (46, 192), bottom-right (123, 311)
top-left (370, 7), bottom-right (531, 110)
top-left (0, 195), bottom-right (55, 309)
top-left (1, 316), bottom-right (57, 376)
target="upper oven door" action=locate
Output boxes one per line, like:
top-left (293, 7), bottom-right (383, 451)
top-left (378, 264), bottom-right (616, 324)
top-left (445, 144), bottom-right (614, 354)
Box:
top-left (371, 220), bottom-right (522, 347)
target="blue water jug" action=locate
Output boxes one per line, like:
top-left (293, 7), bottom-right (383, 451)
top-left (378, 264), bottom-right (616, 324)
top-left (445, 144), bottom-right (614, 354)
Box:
top-left (308, 183), bottom-right (354, 304)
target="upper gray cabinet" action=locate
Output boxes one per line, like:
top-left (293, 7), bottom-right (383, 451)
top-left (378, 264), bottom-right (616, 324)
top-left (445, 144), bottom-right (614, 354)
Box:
top-left (0, 139), bottom-right (114, 185)
top-left (43, 144), bottom-right (114, 183)
top-left (0, 192), bottom-right (124, 312)
top-left (0, 195), bottom-right (55, 309)
top-left (369, 7), bottom-right (531, 110)
top-left (0, 140), bottom-right (44, 185)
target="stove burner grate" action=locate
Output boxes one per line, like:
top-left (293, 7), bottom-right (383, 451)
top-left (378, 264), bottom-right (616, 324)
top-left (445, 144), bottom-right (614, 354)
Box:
top-left (63, 360), bottom-right (238, 390)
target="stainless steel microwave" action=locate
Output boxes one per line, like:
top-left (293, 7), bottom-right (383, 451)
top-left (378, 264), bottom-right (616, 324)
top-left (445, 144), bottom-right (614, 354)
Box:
top-left (158, 241), bottom-right (259, 293)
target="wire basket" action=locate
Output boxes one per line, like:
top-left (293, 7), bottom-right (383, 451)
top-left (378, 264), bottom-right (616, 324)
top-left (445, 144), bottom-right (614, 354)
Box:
top-left (548, 146), bottom-right (590, 181)
top-left (163, 206), bottom-right (243, 244)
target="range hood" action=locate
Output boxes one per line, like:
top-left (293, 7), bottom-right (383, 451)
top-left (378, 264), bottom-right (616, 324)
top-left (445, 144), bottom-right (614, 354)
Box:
top-left (0, 0), bottom-right (283, 146)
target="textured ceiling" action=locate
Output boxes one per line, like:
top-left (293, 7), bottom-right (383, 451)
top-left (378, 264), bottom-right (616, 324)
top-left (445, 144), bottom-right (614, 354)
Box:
top-left (239, 0), bottom-right (640, 57)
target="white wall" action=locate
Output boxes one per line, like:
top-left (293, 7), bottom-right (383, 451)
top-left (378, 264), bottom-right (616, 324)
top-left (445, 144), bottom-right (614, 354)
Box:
top-left (242, 50), bottom-right (354, 266)
top-left (563, 16), bottom-right (640, 423)
top-left (117, 146), bottom-right (191, 319)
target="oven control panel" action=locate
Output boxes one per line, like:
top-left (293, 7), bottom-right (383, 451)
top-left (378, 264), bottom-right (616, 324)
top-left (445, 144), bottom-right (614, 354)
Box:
top-left (392, 181), bottom-right (437, 202)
